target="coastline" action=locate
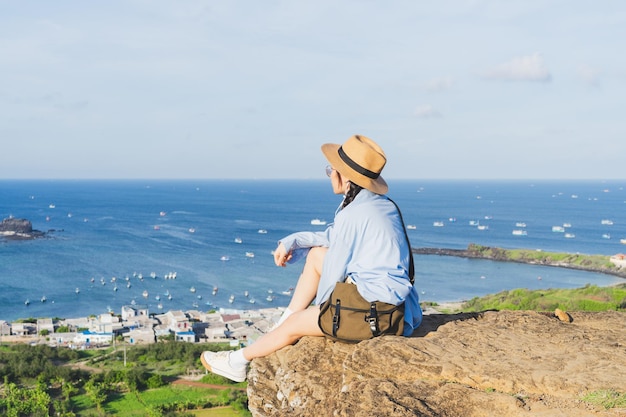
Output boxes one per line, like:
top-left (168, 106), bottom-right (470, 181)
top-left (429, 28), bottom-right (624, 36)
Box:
top-left (413, 245), bottom-right (626, 280)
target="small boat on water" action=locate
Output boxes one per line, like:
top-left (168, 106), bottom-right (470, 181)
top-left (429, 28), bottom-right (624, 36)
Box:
top-left (512, 230), bottom-right (527, 236)
top-left (220, 256), bottom-right (230, 261)
top-left (190, 286), bottom-right (196, 293)
top-left (565, 233), bottom-right (576, 239)
top-left (433, 221), bottom-right (444, 227)
top-left (229, 295), bottom-right (235, 303)
top-left (407, 224), bottom-right (417, 230)
top-left (601, 219), bottom-right (614, 225)
top-left (24, 299), bottom-right (30, 306)
top-left (244, 290), bottom-right (249, 297)
top-left (515, 222), bottom-right (527, 228)
top-left (41, 295), bottom-right (47, 303)
top-left (245, 252), bottom-right (255, 258)
top-left (310, 219), bottom-right (327, 226)
top-left (234, 237), bottom-right (243, 244)
top-left (477, 225), bottom-right (489, 230)
top-left (212, 286), bottom-right (218, 296)
top-left (258, 229), bottom-right (268, 234)
top-left (602, 233), bottom-right (611, 239)
top-left (142, 290), bottom-right (149, 298)
top-left (75, 287), bottom-right (80, 294)
top-left (552, 226), bottom-right (565, 233)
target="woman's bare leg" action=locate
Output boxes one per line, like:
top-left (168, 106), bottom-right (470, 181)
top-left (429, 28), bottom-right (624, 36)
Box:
top-left (242, 305), bottom-right (323, 360)
top-left (286, 246), bottom-right (327, 312)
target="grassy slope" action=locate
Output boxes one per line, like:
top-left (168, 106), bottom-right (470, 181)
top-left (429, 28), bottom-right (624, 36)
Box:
top-left (454, 283), bottom-right (626, 313)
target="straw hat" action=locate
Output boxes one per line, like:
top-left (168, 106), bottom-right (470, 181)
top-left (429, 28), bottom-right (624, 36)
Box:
top-left (321, 134), bottom-right (388, 194)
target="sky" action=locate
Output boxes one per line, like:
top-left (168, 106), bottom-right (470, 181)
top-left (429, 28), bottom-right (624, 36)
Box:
top-left (1, 1), bottom-right (625, 180)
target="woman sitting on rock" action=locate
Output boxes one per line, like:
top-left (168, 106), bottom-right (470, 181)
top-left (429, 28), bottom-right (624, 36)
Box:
top-left (200, 134), bottom-right (422, 382)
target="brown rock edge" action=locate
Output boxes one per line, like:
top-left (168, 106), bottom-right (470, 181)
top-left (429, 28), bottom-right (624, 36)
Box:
top-left (247, 310), bottom-right (626, 416)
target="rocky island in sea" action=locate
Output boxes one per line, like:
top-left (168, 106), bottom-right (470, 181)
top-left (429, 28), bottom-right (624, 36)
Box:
top-left (0, 217), bottom-right (48, 240)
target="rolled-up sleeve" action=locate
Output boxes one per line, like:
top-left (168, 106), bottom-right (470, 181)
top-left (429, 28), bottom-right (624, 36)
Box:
top-left (279, 228), bottom-right (331, 264)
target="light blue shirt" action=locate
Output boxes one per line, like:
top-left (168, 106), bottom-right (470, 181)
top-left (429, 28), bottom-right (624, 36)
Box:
top-left (279, 189), bottom-right (422, 335)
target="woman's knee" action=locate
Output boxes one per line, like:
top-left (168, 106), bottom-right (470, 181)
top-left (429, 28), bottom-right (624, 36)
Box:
top-left (306, 246), bottom-right (327, 271)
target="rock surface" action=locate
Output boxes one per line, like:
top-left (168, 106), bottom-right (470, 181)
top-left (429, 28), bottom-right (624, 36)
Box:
top-left (248, 310), bottom-right (626, 416)
top-left (0, 217), bottom-right (46, 239)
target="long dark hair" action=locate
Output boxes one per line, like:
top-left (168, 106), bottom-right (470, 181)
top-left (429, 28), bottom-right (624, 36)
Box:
top-left (342, 181), bottom-right (363, 208)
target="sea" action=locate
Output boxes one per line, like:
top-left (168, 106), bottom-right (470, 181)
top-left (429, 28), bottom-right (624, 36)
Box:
top-left (1, 179), bottom-right (625, 322)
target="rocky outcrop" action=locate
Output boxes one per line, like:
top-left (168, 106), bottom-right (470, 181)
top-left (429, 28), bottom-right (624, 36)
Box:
top-left (0, 218), bottom-right (46, 239)
top-left (247, 310), bottom-right (626, 416)
top-left (414, 245), bottom-right (626, 279)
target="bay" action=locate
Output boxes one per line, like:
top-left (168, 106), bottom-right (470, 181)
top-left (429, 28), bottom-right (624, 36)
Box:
top-left (1, 179), bottom-right (624, 322)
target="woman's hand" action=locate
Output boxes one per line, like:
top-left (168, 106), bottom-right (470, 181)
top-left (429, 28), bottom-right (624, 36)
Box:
top-left (274, 242), bottom-right (292, 267)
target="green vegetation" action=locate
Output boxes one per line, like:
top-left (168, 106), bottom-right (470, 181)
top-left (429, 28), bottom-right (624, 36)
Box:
top-left (466, 244), bottom-right (623, 274)
top-left (0, 341), bottom-right (251, 416)
top-left (460, 283), bottom-right (626, 312)
top-left (582, 389), bottom-right (626, 410)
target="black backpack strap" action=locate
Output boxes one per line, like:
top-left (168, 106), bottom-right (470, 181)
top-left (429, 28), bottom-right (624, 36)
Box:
top-left (387, 197), bottom-right (415, 285)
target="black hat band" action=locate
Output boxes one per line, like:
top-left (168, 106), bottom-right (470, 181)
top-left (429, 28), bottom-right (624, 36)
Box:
top-left (338, 146), bottom-right (380, 180)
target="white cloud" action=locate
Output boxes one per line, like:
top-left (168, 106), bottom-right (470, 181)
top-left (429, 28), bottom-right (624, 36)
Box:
top-left (423, 77), bottom-right (454, 92)
top-left (483, 53), bottom-right (551, 82)
top-left (414, 105), bottom-right (441, 118)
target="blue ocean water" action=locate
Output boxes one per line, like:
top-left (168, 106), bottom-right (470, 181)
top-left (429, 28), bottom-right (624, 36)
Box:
top-left (1, 179), bottom-right (625, 322)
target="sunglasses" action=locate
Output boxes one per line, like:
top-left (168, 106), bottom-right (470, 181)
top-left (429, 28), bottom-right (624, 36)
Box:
top-left (325, 165), bottom-right (335, 177)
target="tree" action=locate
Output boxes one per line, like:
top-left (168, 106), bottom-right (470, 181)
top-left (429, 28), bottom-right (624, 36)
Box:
top-left (84, 379), bottom-right (107, 411)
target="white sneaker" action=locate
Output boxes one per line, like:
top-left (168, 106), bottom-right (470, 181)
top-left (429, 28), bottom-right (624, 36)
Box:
top-left (200, 351), bottom-right (247, 382)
